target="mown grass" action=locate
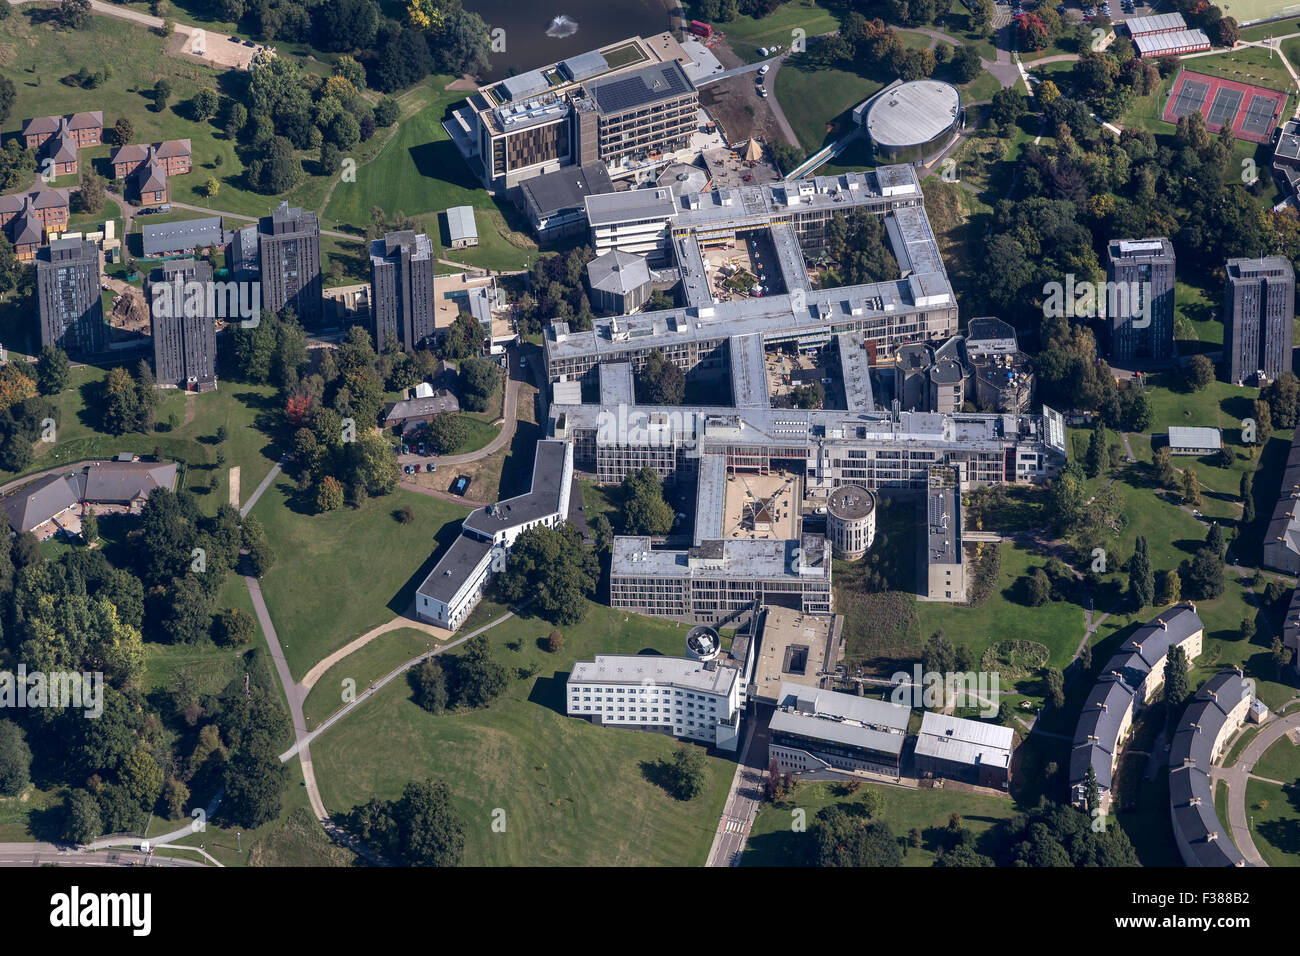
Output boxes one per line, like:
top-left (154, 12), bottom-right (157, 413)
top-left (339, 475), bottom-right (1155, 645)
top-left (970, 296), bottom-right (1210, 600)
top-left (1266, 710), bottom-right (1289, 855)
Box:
top-left (311, 600), bottom-right (736, 866)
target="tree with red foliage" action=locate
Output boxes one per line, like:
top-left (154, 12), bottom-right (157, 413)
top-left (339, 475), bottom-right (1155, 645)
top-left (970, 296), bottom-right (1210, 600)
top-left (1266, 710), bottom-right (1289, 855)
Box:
top-left (285, 391), bottom-right (311, 426)
top-left (1018, 13), bottom-right (1049, 51)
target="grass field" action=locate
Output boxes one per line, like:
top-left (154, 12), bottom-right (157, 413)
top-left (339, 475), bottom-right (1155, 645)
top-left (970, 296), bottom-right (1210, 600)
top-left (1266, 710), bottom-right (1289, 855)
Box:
top-left (1245, 777), bottom-right (1300, 865)
top-left (0, 365), bottom-right (280, 519)
top-left (1217, 0), bottom-right (1300, 25)
top-left (1181, 46), bottom-right (1296, 93)
top-left (697, 0), bottom-right (840, 63)
top-left (301, 627), bottom-right (441, 724)
top-left (310, 601), bottom-right (736, 866)
top-left (321, 88), bottom-right (539, 272)
top-left (250, 479), bottom-right (470, 680)
top-left (916, 541), bottom-right (1084, 671)
top-left (743, 780), bottom-right (1019, 866)
top-left (1254, 733), bottom-right (1300, 783)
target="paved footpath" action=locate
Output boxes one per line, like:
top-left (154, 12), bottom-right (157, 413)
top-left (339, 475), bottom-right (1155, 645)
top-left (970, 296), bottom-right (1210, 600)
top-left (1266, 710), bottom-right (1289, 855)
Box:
top-left (1212, 709), bottom-right (1300, 866)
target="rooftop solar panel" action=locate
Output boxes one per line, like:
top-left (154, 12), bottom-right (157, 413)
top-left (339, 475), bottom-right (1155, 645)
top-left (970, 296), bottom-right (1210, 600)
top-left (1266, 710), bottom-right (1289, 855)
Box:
top-left (587, 62), bottom-right (692, 115)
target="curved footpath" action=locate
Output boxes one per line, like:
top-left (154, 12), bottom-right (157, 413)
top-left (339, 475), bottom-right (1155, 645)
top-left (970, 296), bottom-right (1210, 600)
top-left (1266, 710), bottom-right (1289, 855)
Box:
top-left (1212, 707), bottom-right (1300, 866)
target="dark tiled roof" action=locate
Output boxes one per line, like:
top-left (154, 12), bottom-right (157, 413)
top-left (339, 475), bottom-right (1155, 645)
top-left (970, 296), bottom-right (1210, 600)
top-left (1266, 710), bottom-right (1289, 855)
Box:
top-left (462, 440), bottom-right (570, 537)
top-left (2, 474), bottom-right (78, 533)
top-left (82, 461), bottom-right (177, 503)
top-left (416, 534), bottom-right (493, 605)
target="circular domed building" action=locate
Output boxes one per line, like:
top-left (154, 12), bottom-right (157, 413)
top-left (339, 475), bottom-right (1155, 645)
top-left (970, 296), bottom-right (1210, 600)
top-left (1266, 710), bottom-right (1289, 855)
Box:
top-left (862, 80), bottom-right (963, 164)
top-left (826, 484), bottom-right (877, 560)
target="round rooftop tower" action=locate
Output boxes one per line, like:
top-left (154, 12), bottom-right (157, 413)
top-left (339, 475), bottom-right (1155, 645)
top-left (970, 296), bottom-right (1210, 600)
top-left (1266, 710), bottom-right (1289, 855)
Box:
top-left (686, 625), bottom-right (722, 661)
top-left (826, 484), bottom-right (877, 560)
top-left (863, 80), bottom-right (963, 164)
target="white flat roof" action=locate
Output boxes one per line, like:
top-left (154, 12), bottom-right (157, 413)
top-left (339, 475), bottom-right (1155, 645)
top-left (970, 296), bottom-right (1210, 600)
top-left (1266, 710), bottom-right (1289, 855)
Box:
top-left (1168, 426), bottom-right (1221, 449)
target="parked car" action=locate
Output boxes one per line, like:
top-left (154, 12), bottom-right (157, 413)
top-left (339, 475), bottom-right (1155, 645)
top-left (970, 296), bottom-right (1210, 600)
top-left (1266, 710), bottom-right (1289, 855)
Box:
top-left (759, 87), bottom-right (769, 98)
top-left (401, 444), bottom-right (410, 455)
top-left (758, 64), bottom-right (770, 75)
top-left (416, 442), bottom-right (426, 456)
top-left (425, 463), bottom-right (436, 473)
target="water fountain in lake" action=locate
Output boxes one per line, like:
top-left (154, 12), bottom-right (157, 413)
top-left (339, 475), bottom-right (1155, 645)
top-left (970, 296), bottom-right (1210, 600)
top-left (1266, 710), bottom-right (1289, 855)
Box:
top-left (546, 14), bottom-right (579, 38)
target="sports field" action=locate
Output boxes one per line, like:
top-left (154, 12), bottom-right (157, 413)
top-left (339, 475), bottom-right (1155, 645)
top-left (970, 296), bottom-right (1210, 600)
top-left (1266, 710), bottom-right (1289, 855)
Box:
top-left (1163, 69), bottom-right (1287, 142)
top-left (1222, 0), bottom-right (1300, 24)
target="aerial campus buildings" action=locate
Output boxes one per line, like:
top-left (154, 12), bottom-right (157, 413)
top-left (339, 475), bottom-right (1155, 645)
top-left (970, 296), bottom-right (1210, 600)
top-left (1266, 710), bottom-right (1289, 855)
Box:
top-left (1070, 604), bottom-right (1206, 813)
top-left (416, 152), bottom-right (1068, 636)
top-left (1106, 238), bottom-right (1176, 363)
top-left (857, 79), bottom-right (965, 164)
top-left (1223, 256), bottom-right (1296, 386)
top-left (1168, 669), bottom-right (1257, 867)
top-left (446, 34), bottom-right (702, 192)
top-left (36, 237), bottom-right (106, 356)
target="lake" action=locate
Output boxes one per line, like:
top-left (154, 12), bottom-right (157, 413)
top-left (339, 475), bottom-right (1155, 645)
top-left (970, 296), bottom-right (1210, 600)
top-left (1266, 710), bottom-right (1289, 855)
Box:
top-left (464, 0), bottom-right (676, 80)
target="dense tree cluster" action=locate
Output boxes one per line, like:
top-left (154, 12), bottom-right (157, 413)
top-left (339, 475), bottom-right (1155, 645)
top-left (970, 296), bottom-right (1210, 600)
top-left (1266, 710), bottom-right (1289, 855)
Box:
top-left (0, 509), bottom-right (289, 841)
top-left (514, 246), bottom-right (598, 336)
top-left (997, 802), bottom-right (1140, 865)
top-left (821, 209), bottom-right (899, 286)
top-left (621, 467), bottom-right (674, 537)
top-left (495, 524), bottom-right (598, 625)
top-left (198, 0), bottom-right (489, 96)
top-left (637, 350), bottom-right (686, 406)
top-left (349, 779), bottom-right (466, 866)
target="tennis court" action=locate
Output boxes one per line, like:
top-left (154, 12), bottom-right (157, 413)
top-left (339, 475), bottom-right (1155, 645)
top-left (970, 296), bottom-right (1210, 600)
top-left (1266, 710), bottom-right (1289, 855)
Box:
top-left (1241, 93), bottom-right (1281, 139)
top-left (1206, 87), bottom-right (1244, 127)
top-left (1166, 77), bottom-right (1210, 120)
top-left (1161, 69), bottom-right (1287, 143)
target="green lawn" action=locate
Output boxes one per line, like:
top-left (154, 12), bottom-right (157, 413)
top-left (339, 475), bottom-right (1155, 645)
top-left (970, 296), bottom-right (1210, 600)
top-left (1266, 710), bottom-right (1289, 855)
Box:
top-left (773, 61), bottom-right (883, 153)
top-left (310, 601), bottom-right (736, 866)
top-left (250, 480), bottom-right (470, 680)
top-left (1178, 46), bottom-right (1296, 94)
top-left (916, 540), bottom-right (1084, 670)
top-left (0, 365), bottom-right (279, 519)
top-left (1254, 734), bottom-right (1300, 783)
top-left (1174, 280), bottom-right (1222, 354)
top-left (302, 627), bottom-right (441, 725)
top-left (1245, 777), bottom-right (1300, 866)
top-left (743, 780), bottom-right (1019, 866)
top-left (321, 87), bottom-right (539, 272)
top-left (693, 0), bottom-right (840, 63)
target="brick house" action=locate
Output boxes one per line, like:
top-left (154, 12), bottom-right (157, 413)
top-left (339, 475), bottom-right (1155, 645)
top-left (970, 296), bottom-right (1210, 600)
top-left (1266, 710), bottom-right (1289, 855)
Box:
top-left (110, 139), bottom-right (192, 179)
top-left (43, 118), bottom-right (81, 177)
top-left (22, 111), bottom-right (103, 151)
top-left (0, 187), bottom-right (71, 259)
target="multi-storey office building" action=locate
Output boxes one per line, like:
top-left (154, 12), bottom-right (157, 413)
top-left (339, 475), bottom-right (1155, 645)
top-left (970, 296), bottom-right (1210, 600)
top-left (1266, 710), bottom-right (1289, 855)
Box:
top-left (450, 36), bottom-right (700, 191)
top-left (1105, 238), bottom-right (1176, 362)
top-left (253, 202), bottom-right (322, 327)
top-left (610, 533), bottom-right (832, 625)
top-left (768, 682), bottom-right (911, 775)
top-left (566, 653), bottom-right (744, 751)
top-left (369, 230), bottom-right (437, 352)
top-left (415, 440), bottom-right (573, 631)
top-left (551, 401), bottom-right (1066, 491)
top-left (923, 469), bottom-right (966, 602)
top-left (148, 259), bottom-right (218, 391)
top-left (914, 712), bottom-right (1015, 789)
top-left (36, 238), bottom-right (106, 356)
top-left (1223, 256), bottom-right (1295, 385)
top-left (551, 168), bottom-right (957, 382)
